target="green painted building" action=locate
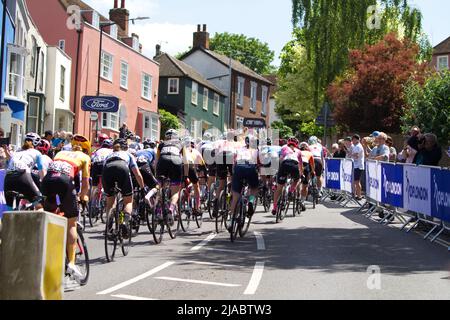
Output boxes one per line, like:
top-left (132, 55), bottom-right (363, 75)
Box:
top-left (155, 52), bottom-right (226, 139)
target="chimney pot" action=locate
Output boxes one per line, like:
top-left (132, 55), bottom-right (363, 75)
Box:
top-left (114, 0), bottom-right (118, 8)
top-left (155, 44), bottom-right (161, 56)
top-left (197, 24), bottom-right (201, 32)
top-left (121, 0), bottom-right (125, 8)
top-left (203, 24), bottom-right (207, 32)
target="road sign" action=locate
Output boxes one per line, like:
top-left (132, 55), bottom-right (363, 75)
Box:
top-left (81, 96), bottom-right (119, 113)
top-left (243, 118), bottom-right (266, 128)
top-left (90, 112), bottom-right (98, 122)
top-left (315, 103), bottom-right (335, 127)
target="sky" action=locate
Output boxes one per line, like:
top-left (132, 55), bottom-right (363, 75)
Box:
top-left (84, 0), bottom-right (450, 67)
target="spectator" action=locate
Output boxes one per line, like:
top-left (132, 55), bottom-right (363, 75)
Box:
top-left (369, 132), bottom-right (390, 161)
top-left (386, 136), bottom-right (397, 162)
top-left (119, 123), bottom-right (131, 139)
top-left (414, 133), bottom-right (442, 166)
top-left (344, 137), bottom-right (352, 158)
top-left (62, 132), bottom-right (73, 151)
top-left (333, 140), bottom-right (347, 158)
top-left (350, 134), bottom-right (365, 201)
top-left (44, 130), bottom-right (53, 142)
top-left (331, 143), bottom-right (339, 156)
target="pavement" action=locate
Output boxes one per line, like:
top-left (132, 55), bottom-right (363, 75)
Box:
top-left (65, 200), bottom-right (450, 300)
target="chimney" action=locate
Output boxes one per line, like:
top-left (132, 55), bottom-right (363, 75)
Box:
top-left (109, 0), bottom-right (130, 38)
top-left (193, 23), bottom-right (209, 49)
top-left (155, 44), bottom-right (161, 57)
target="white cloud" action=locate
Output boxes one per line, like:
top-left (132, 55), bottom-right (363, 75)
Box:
top-left (131, 22), bottom-right (197, 59)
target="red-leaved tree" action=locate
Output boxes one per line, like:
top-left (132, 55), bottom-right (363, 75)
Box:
top-left (328, 33), bottom-right (429, 133)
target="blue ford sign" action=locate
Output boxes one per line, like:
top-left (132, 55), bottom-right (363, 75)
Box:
top-left (81, 96), bottom-right (119, 113)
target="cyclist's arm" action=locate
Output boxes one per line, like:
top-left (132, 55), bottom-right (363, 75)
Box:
top-left (182, 147), bottom-right (189, 177)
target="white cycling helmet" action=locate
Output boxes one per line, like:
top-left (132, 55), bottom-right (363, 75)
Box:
top-left (25, 132), bottom-right (41, 147)
top-left (165, 129), bottom-right (178, 139)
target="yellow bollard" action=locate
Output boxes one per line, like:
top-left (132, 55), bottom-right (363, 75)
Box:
top-left (0, 211), bottom-right (67, 300)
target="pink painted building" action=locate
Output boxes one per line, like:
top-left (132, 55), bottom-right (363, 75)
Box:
top-left (26, 0), bottom-right (160, 141)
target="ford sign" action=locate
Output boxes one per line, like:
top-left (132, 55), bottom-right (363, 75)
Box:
top-left (243, 118), bottom-right (266, 128)
top-left (81, 96), bottom-right (120, 113)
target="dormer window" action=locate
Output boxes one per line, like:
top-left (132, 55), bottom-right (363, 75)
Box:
top-left (110, 24), bottom-right (118, 39)
top-left (92, 11), bottom-right (100, 29)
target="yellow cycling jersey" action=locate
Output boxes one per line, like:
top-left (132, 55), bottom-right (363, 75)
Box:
top-left (53, 151), bottom-right (91, 178)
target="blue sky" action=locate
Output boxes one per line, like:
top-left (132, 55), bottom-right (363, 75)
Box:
top-left (86, 0), bottom-right (450, 66)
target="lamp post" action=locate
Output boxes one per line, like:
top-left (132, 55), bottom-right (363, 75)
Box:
top-left (95, 17), bottom-right (149, 140)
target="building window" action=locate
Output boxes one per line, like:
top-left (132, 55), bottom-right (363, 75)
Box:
top-left (101, 51), bottom-right (113, 81)
top-left (168, 78), bottom-right (179, 94)
top-left (60, 66), bottom-right (66, 101)
top-left (213, 94), bottom-right (220, 116)
top-left (102, 112), bottom-right (119, 130)
top-left (190, 118), bottom-right (202, 139)
top-left (7, 51), bottom-right (25, 99)
top-left (27, 96), bottom-right (39, 133)
top-left (144, 116), bottom-right (150, 129)
top-left (39, 51), bottom-right (45, 92)
top-left (92, 11), bottom-right (100, 29)
top-left (237, 77), bottom-right (245, 106)
top-left (30, 37), bottom-right (37, 77)
top-left (261, 86), bottom-right (268, 116)
top-left (438, 56), bottom-right (449, 71)
top-left (58, 40), bottom-right (65, 52)
top-left (110, 25), bottom-right (118, 39)
top-left (236, 116), bottom-right (244, 131)
top-left (203, 88), bottom-right (208, 110)
top-left (191, 81), bottom-right (198, 105)
top-left (250, 82), bottom-right (257, 112)
top-left (151, 115), bottom-right (159, 140)
top-left (120, 61), bottom-right (128, 89)
top-left (142, 73), bottom-right (152, 100)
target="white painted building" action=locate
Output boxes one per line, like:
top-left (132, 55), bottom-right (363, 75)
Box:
top-left (45, 46), bottom-right (72, 132)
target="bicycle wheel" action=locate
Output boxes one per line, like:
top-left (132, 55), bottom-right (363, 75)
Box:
top-left (120, 213), bottom-right (132, 257)
top-left (104, 212), bottom-right (118, 262)
top-left (239, 203), bottom-right (251, 238)
top-left (195, 208), bottom-right (204, 229)
top-left (145, 203), bottom-right (154, 234)
top-left (208, 184), bottom-right (215, 219)
top-left (178, 190), bottom-right (191, 233)
top-left (167, 206), bottom-right (178, 239)
top-left (151, 206), bottom-right (164, 244)
top-left (87, 198), bottom-right (97, 228)
top-left (215, 190), bottom-right (226, 233)
top-left (75, 229), bottom-right (89, 286)
top-left (230, 202), bottom-right (242, 243)
top-left (100, 195), bottom-right (106, 223)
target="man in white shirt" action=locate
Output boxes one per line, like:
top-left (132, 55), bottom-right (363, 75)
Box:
top-left (350, 134), bottom-right (365, 200)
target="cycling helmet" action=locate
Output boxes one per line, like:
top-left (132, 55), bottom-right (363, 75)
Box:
top-left (165, 129), bottom-right (178, 139)
top-left (299, 142), bottom-right (309, 151)
top-left (98, 133), bottom-right (109, 144)
top-left (203, 132), bottom-right (212, 141)
top-left (72, 134), bottom-right (91, 153)
top-left (25, 132), bottom-right (41, 147)
top-left (135, 135), bottom-right (141, 143)
top-left (101, 139), bottom-right (113, 149)
top-left (113, 138), bottom-right (128, 150)
top-left (287, 137), bottom-right (299, 148)
top-left (143, 139), bottom-right (152, 149)
top-left (37, 139), bottom-right (51, 155)
top-left (308, 136), bottom-right (319, 145)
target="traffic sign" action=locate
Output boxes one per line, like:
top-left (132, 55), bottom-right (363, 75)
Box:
top-left (315, 102), bottom-right (335, 127)
top-left (90, 112), bottom-right (98, 122)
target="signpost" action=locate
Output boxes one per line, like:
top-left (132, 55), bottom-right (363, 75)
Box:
top-left (315, 102), bottom-right (335, 146)
top-left (90, 112), bottom-right (98, 122)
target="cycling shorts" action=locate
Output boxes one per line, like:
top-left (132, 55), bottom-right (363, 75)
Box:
top-left (5, 171), bottom-right (41, 207)
top-left (232, 164), bottom-right (259, 193)
top-left (102, 160), bottom-right (133, 197)
top-left (156, 155), bottom-right (183, 185)
top-left (314, 158), bottom-right (323, 177)
top-left (277, 160), bottom-right (301, 185)
top-left (302, 162), bottom-right (311, 185)
top-left (91, 162), bottom-right (105, 187)
top-left (42, 172), bottom-right (78, 219)
top-left (138, 162), bottom-right (157, 189)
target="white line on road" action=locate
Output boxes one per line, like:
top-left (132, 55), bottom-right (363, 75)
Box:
top-left (202, 247), bottom-right (254, 254)
top-left (97, 261), bottom-right (175, 295)
top-left (191, 232), bottom-right (217, 251)
top-left (111, 294), bottom-right (158, 300)
top-left (154, 276), bottom-right (242, 287)
top-left (183, 260), bottom-right (247, 269)
top-left (244, 262), bottom-right (265, 295)
top-left (254, 232), bottom-right (265, 250)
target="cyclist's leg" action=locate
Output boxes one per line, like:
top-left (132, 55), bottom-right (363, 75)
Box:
top-left (272, 162), bottom-right (288, 214)
top-left (59, 175), bottom-right (78, 266)
top-left (230, 165), bottom-right (245, 214)
top-left (102, 163), bottom-right (118, 218)
top-left (247, 166), bottom-right (259, 215)
top-left (188, 165), bottom-right (201, 211)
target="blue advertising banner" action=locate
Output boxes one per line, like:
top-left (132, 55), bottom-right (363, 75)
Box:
top-left (81, 96), bottom-right (119, 113)
top-left (0, 170), bottom-right (8, 218)
top-left (325, 159), bottom-right (341, 190)
top-left (431, 169), bottom-right (450, 222)
top-left (403, 165), bottom-right (432, 217)
top-left (381, 163), bottom-right (403, 209)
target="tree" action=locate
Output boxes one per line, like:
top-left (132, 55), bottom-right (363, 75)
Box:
top-left (270, 121), bottom-right (294, 139)
top-left (328, 33), bottom-right (428, 133)
top-left (209, 32), bottom-right (275, 74)
top-left (402, 71), bottom-right (450, 145)
top-left (159, 109), bottom-right (181, 137)
top-left (291, 0), bottom-right (423, 110)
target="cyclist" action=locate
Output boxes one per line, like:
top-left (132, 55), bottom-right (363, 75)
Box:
top-left (308, 136), bottom-right (325, 196)
top-left (97, 133), bottom-right (109, 149)
top-left (90, 138), bottom-right (114, 199)
top-left (155, 129), bottom-right (189, 224)
top-left (102, 138), bottom-right (146, 239)
top-left (4, 133), bottom-right (45, 210)
top-left (32, 139), bottom-right (54, 188)
top-left (41, 134), bottom-right (91, 278)
top-left (272, 137), bottom-right (303, 216)
top-left (136, 142), bottom-right (158, 190)
top-left (199, 132), bottom-right (217, 194)
top-left (129, 135), bottom-right (143, 152)
top-left (259, 138), bottom-right (281, 187)
top-left (299, 142), bottom-right (315, 211)
top-left (229, 135), bottom-right (260, 220)
top-left (184, 137), bottom-right (207, 215)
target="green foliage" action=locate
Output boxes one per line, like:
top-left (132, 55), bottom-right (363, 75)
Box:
top-left (210, 32), bottom-right (275, 74)
top-left (270, 121), bottom-right (294, 139)
top-left (159, 109), bottom-right (181, 136)
top-left (299, 120), bottom-right (324, 139)
top-left (402, 71), bottom-right (450, 145)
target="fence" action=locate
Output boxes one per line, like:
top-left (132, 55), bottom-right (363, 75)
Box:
top-left (323, 158), bottom-right (450, 247)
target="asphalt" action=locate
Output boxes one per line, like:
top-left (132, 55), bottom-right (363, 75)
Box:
top-left (65, 200), bottom-right (450, 300)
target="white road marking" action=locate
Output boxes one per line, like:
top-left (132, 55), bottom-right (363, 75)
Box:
top-left (244, 262), bottom-right (265, 295)
top-left (202, 247), bottom-right (253, 254)
top-left (182, 260), bottom-right (247, 269)
top-left (97, 261), bottom-right (175, 295)
top-left (254, 232), bottom-right (266, 250)
top-left (154, 276), bottom-right (241, 287)
top-left (191, 232), bottom-right (217, 251)
top-left (111, 294), bottom-right (158, 300)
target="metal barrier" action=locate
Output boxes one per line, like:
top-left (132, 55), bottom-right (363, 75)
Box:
top-left (324, 158), bottom-right (450, 248)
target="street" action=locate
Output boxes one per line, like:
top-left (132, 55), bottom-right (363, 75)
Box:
top-left (65, 201), bottom-right (450, 300)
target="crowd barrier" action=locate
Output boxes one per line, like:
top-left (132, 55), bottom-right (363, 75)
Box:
top-left (323, 158), bottom-right (450, 247)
